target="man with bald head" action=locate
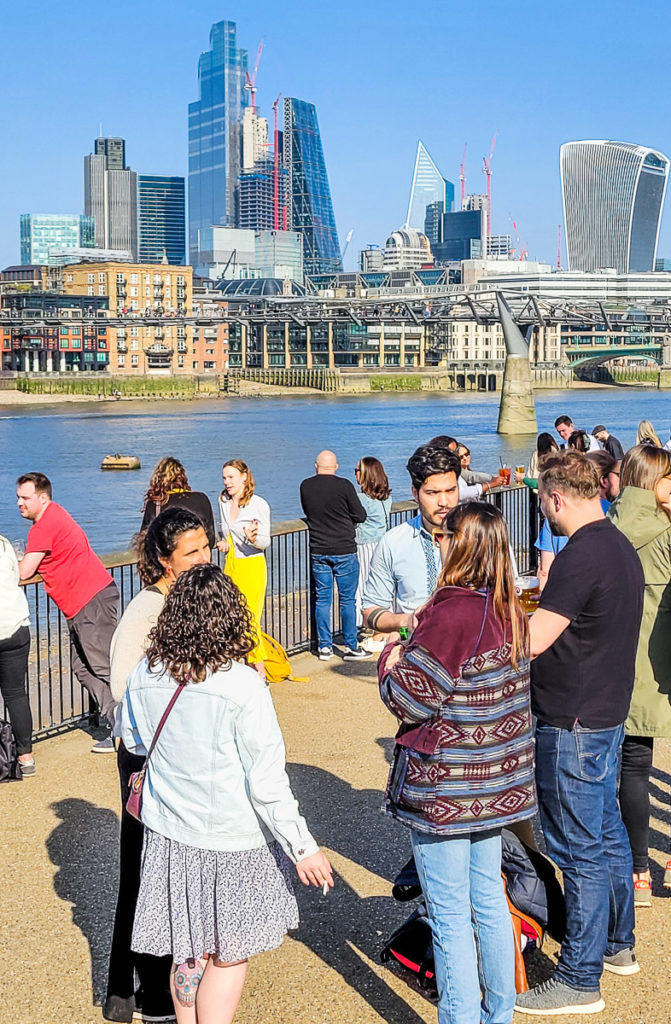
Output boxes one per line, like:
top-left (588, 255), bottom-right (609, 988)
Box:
top-left (300, 450), bottom-right (371, 661)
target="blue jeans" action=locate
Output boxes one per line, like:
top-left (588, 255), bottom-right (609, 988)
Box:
top-left (535, 721), bottom-right (635, 991)
top-left (310, 553), bottom-right (359, 649)
top-left (411, 828), bottom-right (515, 1024)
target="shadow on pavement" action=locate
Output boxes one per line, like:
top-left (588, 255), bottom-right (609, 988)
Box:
top-left (287, 758), bottom-right (429, 1023)
top-left (47, 798), bottom-right (119, 1005)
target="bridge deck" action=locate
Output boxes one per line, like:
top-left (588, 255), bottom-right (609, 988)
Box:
top-left (2, 652), bottom-right (670, 1023)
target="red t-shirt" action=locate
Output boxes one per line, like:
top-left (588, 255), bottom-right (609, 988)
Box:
top-left (26, 502), bottom-right (114, 619)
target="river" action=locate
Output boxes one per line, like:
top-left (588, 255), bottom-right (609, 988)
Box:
top-left (1, 389), bottom-right (668, 552)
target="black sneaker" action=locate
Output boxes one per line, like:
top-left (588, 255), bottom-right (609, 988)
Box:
top-left (515, 976), bottom-right (605, 1015)
top-left (603, 947), bottom-right (640, 975)
top-left (103, 994), bottom-right (135, 1023)
top-left (343, 645), bottom-right (373, 661)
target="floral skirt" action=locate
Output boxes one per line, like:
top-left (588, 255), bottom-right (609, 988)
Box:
top-left (132, 830), bottom-right (299, 964)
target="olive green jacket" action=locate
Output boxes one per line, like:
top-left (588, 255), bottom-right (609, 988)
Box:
top-left (608, 487), bottom-right (671, 737)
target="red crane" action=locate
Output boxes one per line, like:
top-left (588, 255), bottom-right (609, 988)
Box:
top-left (272, 94), bottom-right (282, 230)
top-left (459, 144), bottom-right (467, 210)
top-left (482, 131), bottom-right (498, 245)
top-left (244, 39), bottom-right (264, 113)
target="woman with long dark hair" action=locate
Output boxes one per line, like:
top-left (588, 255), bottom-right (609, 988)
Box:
top-left (104, 509), bottom-right (211, 1023)
top-left (379, 502), bottom-right (535, 1024)
top-left (140, 457), bottom-right (215, 548)
top-left (354, 456), bottom-right (392, 651)
top-left (120, 563), bottom-right (332, 1024)
top-left (608, 445), bottom-right (671, 907)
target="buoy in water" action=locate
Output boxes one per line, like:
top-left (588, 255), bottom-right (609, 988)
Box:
top-left (101, 454), bottom-right (141, 471)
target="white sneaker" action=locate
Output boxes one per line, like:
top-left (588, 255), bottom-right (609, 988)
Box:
top-left (361, 637), bottom-right (386, 653)
top-left (318, 647), bottom-right (333, 661)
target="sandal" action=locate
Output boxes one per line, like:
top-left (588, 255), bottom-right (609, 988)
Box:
top-left (173, 959), bottom-right (204, 1006)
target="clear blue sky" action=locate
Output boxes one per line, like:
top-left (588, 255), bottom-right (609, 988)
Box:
top-left (2, 0), bottom-right (671, 270)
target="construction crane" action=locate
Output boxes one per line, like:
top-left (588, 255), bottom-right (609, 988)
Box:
top-left (341, 229), bottom-right (354, 261)
top-left (244, 39), bottom-right (264, 113)
top-left (272, 94), bottom-right (282, 230)
top-left (482, 131), bottom-right (498, 246)
top-left (459, 144), bottom-right (467, 210)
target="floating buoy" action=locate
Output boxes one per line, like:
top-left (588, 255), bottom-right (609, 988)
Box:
top-left (101, 454), bottom-right (141, 471)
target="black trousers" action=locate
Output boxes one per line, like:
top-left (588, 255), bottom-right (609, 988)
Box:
top-left (619, 734), bottom-right (654, 874)
top-left (105, 741), bottom-right (172, 1014)
top-left (0, 625), bottom-right (32, 755)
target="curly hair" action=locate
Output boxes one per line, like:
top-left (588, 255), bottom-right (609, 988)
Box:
top-left (135, 507), bottom-right (206, 585)
top-left (145, 457), bottom-right (191, 507)
top-left (146, 563), bottom-right (256, 683)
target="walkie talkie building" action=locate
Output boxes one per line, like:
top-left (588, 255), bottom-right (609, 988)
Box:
top-left (561, 140), bottom-right (669, 273)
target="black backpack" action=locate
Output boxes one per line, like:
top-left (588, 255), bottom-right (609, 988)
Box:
top-left (0, 720), bottom-right (22, 782)
top-left (380, 905), bottom-right (437, 999)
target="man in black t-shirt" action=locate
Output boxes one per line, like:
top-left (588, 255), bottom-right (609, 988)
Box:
top-left (516, 452), bottom-right (644, 1018)
top-left (300, 450), bottom-right (371, 662)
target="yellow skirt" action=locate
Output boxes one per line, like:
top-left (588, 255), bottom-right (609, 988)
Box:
top-left (224, 541), bottom-right (267, 663)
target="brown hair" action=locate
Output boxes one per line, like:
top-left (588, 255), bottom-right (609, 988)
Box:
top-left (145, 457), bottom-right (190, 507)
top-left (636, 419), bottom-right (662, 448)
top-left (620, 445), bottom-right (671, 492)
top-left (146, 563), bottom-right (256, 683)
top-left (585, 449), bottom-right (616, 480)
top-left (17, 472), bottom-right (52, 499)
top-left (437, 502), bottom-right (528, 669)
top-left (567, 430), bottom-right (590, 453)
top-left (220, 459), bottom-right (255, 507)
top-left (538, 451), bottom-right (600, 500)
top-left (358, 456), bottom-right (391, 500)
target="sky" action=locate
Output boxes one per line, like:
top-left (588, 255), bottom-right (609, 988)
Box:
top-left (2, 0), bottom-right (671, 271)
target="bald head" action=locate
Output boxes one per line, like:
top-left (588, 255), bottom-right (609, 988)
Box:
top-left (315, 450), bottom-right (338, 475)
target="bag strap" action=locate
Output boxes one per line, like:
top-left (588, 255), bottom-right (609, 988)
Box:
top-left (144, 678), bottom-right (187, 765)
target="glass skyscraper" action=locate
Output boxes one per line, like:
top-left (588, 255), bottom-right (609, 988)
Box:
top-left (406, 142), bottom-right (454, 232)
top-left (283, 98), bottom-right (341, 275)
top-left (561, 140), bottom-right (669, 272)
top-left (137, 175), bottom-right (186, 264)
top-left (20, 214), bottom-right (94, 264)
top-left (188, 20), bottom-right (248, 265)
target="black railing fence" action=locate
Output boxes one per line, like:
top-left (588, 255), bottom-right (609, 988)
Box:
top-left (14, 487), bottom-right (539, 739)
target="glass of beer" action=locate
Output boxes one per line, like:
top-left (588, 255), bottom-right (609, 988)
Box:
top-left (516, 577), bottom-right (541, 614)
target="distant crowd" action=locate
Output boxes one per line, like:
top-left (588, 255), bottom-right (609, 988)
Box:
top-left (1, 409), bottom-right (671, 1023)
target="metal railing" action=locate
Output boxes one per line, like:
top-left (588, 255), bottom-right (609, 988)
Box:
top-left (16, 488), bottom-right (538, 740)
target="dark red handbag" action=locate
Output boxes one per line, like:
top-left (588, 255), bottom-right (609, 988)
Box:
top-left (126, 681), bottom-right (186, 822)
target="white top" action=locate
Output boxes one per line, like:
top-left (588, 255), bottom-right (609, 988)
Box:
top-left (0, 535), bottom-right (30, 641)
top-left (110, 586), bottom-right (165, 704)
top-left (219, 492), bottom-right (271, 558)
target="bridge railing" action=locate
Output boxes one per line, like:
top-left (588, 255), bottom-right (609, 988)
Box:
top-left (12, 487), bottom-right (538, 740)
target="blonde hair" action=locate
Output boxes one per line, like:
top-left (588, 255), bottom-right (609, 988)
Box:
top-left (636, 420), bottom-right (662, 448)
top-left (437, 502), bottom-right (528, 669)
top-left (220, 459), bottom-right (255, 507)
top-left (145, 457), bottom-right (190, 506)
top-left (620, 445), bottom-right (671, 492)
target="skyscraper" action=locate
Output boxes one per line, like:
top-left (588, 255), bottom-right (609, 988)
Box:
top-left (188, 20), bottom-right (249, 265)
top-left (137, 176), bottom-right (186, 265)
top-left (20, 214), bottom-right (94, 264)
top-left (84, 137), bottom-right (138, 258)
top-left (283, 97), bottom-right (341, 275)
top-left (406, 142), bottom-right (455, 232)
top-left (561, 140), bottom-right (669, 272)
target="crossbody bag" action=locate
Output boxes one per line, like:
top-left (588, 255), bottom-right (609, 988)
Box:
top-left (126, 678), bottom-right (187, 822)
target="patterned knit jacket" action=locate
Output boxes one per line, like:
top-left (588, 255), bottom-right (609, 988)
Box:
top-left (379, 586), bottom-right (536, 836)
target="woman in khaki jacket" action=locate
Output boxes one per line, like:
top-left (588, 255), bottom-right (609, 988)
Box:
top-left (608, 445), bottom-right (671, 906)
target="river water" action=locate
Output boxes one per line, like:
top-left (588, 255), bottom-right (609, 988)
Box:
top-left (1, 389), bottom-right (668, 553)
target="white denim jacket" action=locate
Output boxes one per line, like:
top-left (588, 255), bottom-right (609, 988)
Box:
top-left (120, 658), bottom-right (318, 861)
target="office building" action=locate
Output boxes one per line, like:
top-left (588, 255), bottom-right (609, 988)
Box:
top-left (188, 20), bottom-right (249, 265)
top-left (360, 245), bottom-right (384, 273)
top-left (238, 160), bottom-right (289, 231)
top-left (242, 107), bottom-right (269, 171)
top-left (194, 226), bottom-right (302, 281)
top-left (84, 136), bottom-right (138, 258)
top-left (487, 234), bottom-right (513, 257)
top-left (406, 141), bottom-right (454, 232)
top-left (62, 261), bottom-right (193, 374)
top-left (655, 258), bottom-right (671, 271)
top-left (283, 97), bottom-right (341, 275)
top-left (424, 201), bottom-right (444, 247)
top-left (469, 267), bottom-right (671, 305)
top-left (433, 209), bottom-right (484, 263)
top-left (20, 214), bottom-right (94, 265)
top-left (255, 230), bottom-right (303, 280)
top-left (561, 140), bottom-right (669, 272)
top-left (383, 228), bottom-right (432, 270)
top-left (137, 175), bottom-right (186, 265)
top-left (463, 194), bottom-right (488, 212)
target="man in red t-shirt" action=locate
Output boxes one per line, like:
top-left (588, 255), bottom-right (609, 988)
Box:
top-left (16, 472), bottom-right (119, 752)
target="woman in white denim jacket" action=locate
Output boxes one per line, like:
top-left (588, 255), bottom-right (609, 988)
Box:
top-left (120, 562), bottom-right (332, 1023)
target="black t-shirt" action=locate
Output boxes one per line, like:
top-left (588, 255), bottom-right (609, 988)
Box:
top-left (140, 491), bottom-right (216, 548)
top-left (531, 519), bottom-right (644, 729)
top-left (299, 475), bottom-right (366, 555)
top-left (604, 434), bottom-right (625, 461)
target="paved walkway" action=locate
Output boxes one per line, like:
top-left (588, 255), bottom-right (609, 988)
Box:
top-left (2, 653), bottom-right (671, 1024)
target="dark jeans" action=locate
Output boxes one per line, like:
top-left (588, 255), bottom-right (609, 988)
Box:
top-left (105, 741), bottom-right (172, 1016)
top-left (0, 625), bottom-right (32, 755)
top-left (311, 552), bottom-right (359, 649)
top-left (620, 734), bottom-right (654, 874)
top-left (67, 582), bottom-right (119, 723)
top-left (535, 721), bottom-right (634, 991)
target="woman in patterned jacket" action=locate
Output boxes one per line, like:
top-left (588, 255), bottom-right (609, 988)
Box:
top-left (379, 501), bottom-right (536, 1024)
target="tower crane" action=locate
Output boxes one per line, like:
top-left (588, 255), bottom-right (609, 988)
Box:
top-left (482, 130), bottom-right (498, 246)
top-left (272, 94), bottom-right (282, 230)
top-left (244, 39), bottom-right (264, 113)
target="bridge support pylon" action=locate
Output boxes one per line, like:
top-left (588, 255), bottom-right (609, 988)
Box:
top-left (496, 293), bottom-right (537, 436)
